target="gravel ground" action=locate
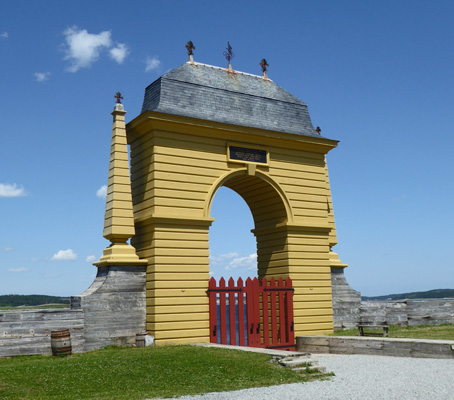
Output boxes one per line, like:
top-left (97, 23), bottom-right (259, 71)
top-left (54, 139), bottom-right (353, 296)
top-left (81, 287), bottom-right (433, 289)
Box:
top-left (151, 354), bottom-right (454, 400)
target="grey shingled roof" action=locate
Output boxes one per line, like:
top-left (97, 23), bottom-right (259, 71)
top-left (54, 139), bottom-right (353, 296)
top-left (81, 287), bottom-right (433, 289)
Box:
top-left (141, 62), bottom-right (321, 138)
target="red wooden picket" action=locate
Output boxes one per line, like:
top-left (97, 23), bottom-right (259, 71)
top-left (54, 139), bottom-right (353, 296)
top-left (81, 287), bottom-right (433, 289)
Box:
top-left (285, 277), bottom-right (295, 346)
top-left (208, 277), bottom-right (218, 344)
top-left (261, 277), bottom-right (270, 348)
top-left (228, 278), bottom-right (236, 345)
top-left (237, 278), bottom-right (245, 346)
top-left (218, 278), bottom-right (227, 344)
top-left (277, 278), bottom-right (286, 344)
top-left (269, 278), bottom-right (278, 345)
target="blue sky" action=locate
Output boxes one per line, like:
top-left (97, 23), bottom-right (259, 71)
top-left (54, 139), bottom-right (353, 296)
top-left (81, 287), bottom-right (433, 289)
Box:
top-left (1, 1), bottom-right (453, 297)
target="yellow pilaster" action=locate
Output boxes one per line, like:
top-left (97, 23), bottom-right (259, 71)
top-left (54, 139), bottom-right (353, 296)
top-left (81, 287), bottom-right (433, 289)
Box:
top-left (94, 101), bottom-right (147, 267)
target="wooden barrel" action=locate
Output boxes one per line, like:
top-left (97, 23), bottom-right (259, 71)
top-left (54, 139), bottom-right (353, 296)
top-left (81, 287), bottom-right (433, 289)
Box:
top-left (51, 329), bottom-right (72, 356)
top-left (136, 332), bottom-right (147, 347)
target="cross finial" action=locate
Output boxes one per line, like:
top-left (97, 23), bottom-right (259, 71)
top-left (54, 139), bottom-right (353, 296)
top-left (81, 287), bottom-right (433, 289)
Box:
top-left (185, 41), bottom-right (195, 62)
top-left (114, 92), bottom-right (123, 104)
top-left (316, 126), bottom-right (321, 135)
top-left (260, 58), bottom-right (269, 79)
top-left (223, 42), bottom-right (235, 70)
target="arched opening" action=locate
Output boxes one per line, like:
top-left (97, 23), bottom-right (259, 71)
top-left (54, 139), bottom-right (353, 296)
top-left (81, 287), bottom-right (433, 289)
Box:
top-left (209, 186), bottom-right (257, 281)
top-left (207, 171), bottom-right (291, 281)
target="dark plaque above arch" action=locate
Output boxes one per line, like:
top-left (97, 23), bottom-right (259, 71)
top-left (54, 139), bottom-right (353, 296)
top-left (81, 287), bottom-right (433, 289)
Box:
top-left (228, 145), bottom-right (268, 164)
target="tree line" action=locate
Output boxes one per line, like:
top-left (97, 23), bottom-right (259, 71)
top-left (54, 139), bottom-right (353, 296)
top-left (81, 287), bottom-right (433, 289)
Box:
top-left (0, 295), bottom-right (70, 307)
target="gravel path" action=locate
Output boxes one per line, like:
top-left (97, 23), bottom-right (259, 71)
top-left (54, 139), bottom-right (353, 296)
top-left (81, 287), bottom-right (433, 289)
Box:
top-left (151, 354), bottom-right (454, 400)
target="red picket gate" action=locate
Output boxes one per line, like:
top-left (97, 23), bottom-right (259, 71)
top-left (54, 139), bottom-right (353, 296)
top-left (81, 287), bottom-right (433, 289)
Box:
top-left (207, 276), bottom-right (295, 350)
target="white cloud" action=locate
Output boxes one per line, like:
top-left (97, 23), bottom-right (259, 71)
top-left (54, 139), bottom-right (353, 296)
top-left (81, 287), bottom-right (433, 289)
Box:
top-left (3, 247), bottom-right (13, 252)
top-left (145, 56), bottom-right (161, 72)
top-left (0, 183), bottom-right (27, 197)
top-left (8, 267), bottom-right (30, 273)
top-left (63, 26), bottom-right (112, 72)
top-left (0, 32), bottom-right (8, 38)
top-left (51, 249), bottom-right (77, 261)
top-left (210, 252), bottom-right (240, 266)
top-left (210, 252), bottom-right (257, 271)
top-left (34, 72), bottom-right (51, 82)
top-left (109, 43), bottom-right (129, 64)
top-left (96, 185), bottom-right (107, 198)
top-left (225, 253), bottom-right (257, 271)
top-left (85, 255), bottom-right (96, 263)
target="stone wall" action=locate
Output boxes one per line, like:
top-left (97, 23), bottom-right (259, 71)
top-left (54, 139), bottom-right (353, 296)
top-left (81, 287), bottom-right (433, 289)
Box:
top-left (0, 265), bottom-right (146, 357)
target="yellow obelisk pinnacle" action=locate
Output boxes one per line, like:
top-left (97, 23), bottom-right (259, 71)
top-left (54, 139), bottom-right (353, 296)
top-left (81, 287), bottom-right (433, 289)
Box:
top-left (94, 93), bottom-right (147, 267)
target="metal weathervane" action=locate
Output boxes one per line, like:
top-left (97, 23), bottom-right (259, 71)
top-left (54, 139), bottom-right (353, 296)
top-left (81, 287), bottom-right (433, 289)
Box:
top-left (186, 41), bottom-right (195, 62)
top-left (223, 42), bottom-right (235, 70)
top-left (114, 92), bottom-right (123, 104)
top-left (260, 58), bottom-right (269, 78)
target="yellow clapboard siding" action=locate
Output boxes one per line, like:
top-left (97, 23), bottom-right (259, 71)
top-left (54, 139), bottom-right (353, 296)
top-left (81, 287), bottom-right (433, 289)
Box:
top-left (147, 264), bottom-right (209, 277)
top-left (293, 315), bottom-right (334, 324)
top-left (145, 256), bottom-right (209, 265)
top-left (128, 104), bottom-right (342, 342)
top-left (294, 306), bottom-right (333, 316)
top-left (145, 248), bottom-right (208, 257)
top-left (154, 153), bottom-right (228, 170)
top-left (151, 305), bottom-right (209, 314)
top-left (149, 327), bottom-right (209, 340)
top-left (146, 296), bottom-right (208, 306)
top-left (150, 240), bottom-right (209, 249)
top-left (149, 313), bottom-right (209, 323)
top-left (147, 280), bottom-right (209, 289)
top-left (146, 288), bottom-right (208, 297)
top-left (148, 273), bottom-right (209, 281)
top-left (154, 337), bottom-right (210, 346)
top-left (155, 145), bottom-right (227, 162)
top-left (148, 320), bottom-right (209, 331)
top-left (153, 170), bottom-right (217, 185)
top-left (294, 322), bottom-right (334, 332)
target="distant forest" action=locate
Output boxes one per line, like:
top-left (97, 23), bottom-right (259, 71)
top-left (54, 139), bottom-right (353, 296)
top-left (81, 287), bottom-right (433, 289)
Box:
top-left (362, 288), bottom-right (454, 301)
top-left (0, 295), bottom-right (70, 307)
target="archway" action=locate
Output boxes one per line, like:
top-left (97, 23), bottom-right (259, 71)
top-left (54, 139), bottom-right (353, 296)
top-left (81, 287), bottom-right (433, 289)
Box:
top-left (206, 170), bottom-right (292, 281)
top-left (209, 186), bottom-right (256, 281)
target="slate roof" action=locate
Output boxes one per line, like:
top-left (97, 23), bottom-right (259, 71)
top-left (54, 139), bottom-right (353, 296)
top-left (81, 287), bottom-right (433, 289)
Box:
top-left (141, 62), bottom-right (321, 138)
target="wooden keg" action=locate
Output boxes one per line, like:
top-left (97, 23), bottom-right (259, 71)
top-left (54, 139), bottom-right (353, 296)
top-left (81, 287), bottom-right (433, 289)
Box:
top-left (136, 332), bottom-right (147, 347)
top-left (51, 329), bottom-right (72, 356)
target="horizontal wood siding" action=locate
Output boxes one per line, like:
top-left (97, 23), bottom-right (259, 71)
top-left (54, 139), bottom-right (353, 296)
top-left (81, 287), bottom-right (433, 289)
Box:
top-left (128, 116), bottom-right (338, 343)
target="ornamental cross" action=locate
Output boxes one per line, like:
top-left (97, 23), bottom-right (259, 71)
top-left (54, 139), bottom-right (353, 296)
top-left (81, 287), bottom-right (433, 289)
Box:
top-left (185, 41), bottom-right (195, 56)
top-left (223, 42), bottom-right (235, 64)
top-left (260, 58), bottom-right (269, 73)
top-left (114, 92), bottom-right (123, 104)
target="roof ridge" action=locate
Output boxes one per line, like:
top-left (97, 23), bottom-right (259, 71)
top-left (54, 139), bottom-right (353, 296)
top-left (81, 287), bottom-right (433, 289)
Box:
top-left (186, 61), bottom-right (273, 82)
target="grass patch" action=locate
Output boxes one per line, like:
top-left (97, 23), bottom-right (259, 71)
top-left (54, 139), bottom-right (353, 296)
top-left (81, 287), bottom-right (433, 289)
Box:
top-left (0, 345), bottom-right (326, 400)
top-left (333, 324), bottom-right (454, 340)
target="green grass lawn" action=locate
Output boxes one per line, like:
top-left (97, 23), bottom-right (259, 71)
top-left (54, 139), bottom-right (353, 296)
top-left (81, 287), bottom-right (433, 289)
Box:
top-left (333, 323), bottom-right (454, 340)
top-left (0, 345), bottom-right (328, 400)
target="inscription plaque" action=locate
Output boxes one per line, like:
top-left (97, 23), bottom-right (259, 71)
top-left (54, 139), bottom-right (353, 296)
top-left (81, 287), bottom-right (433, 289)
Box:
top-left (229, 146), bottom-right (267, 164)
